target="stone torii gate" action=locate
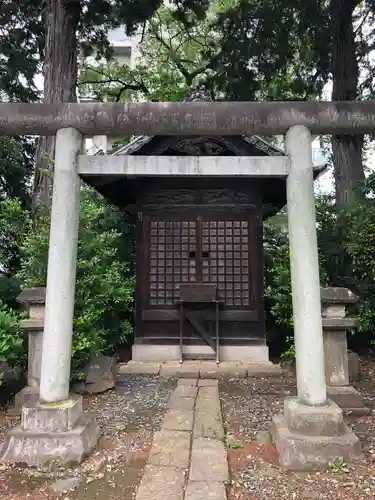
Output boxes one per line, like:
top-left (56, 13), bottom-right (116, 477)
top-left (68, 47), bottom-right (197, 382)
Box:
top-left (0, 100), bottom-right (371, 469)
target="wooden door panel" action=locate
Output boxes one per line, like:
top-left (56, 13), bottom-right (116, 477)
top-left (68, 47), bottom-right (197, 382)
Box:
top-left (148, 217), bottom-right (197, 307)
top-left (200, 216), bottom-right (253, 308)
top-left (143, 211), bottom-right (260, 310)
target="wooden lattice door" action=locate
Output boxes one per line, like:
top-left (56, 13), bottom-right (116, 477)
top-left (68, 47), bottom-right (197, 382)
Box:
top-left (146, 214), bottom-right (252, 309)
top-left (148, 218), bottom-right (198, 307)
top-left (201, 218), bottom-right (250, 307)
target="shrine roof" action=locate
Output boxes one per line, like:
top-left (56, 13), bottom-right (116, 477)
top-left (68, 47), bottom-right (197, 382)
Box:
top-left (85, 88), bottom-right (326, 216)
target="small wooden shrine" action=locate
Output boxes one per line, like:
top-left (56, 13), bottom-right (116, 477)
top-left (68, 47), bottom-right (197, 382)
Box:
top-left (83, 89), bottom-right (324, 363)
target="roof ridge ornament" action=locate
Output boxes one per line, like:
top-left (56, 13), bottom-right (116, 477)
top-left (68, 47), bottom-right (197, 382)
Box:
top-left (183, 85), bottom-right (212, 102)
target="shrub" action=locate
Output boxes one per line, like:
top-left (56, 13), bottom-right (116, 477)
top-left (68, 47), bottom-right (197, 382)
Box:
top-left (345, 173), bottom-right (375, 342)
top-left (0, 301), bottom-right (25, 367)
top-left (19, 187), bottom-right (135, 379)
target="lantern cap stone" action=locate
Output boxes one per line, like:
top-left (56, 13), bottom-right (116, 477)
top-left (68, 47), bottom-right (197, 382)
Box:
top-left (320, 287), bottom-right (359, 305)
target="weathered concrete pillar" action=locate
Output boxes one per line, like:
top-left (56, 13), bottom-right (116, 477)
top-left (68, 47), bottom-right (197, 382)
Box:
top-left (321, 287), bottom-right (368, 415)
top-left (14, 288), bottom-right (46, 408)
top-left (39, 128), bottom-right (82, 404)
top-left (285, 125), bottom-right (326, 406)
top-left (1, 129), bottom-right (99, 466)
top-left (270, 126), bottom-right (362, 471)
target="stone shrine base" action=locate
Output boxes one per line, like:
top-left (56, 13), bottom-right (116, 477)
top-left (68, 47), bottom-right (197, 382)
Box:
top-left (1, 395), bottom-right (99, 467)
top-left (271, 397), bottom-right (363, 471)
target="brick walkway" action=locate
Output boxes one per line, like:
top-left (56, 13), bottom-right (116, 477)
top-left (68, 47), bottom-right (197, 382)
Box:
top-left (135, 378), bottom-right (228, 500)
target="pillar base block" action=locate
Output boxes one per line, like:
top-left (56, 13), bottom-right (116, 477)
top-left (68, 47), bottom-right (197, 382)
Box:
top-left (14, 386), bottom-right (39, 411)
top-left (327, 385), bottom-right (370, 416)
top-left (270, 397), bottom-right (363, 471)
top-left (0, 396), bottom-right (100, 467)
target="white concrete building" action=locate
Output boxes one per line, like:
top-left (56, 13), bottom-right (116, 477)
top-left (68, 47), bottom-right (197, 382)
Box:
top-left (82, 27), bottom-right (143, 155)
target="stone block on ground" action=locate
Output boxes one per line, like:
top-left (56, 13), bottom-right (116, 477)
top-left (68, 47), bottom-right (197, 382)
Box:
top-left (167, 393), bottom-right (196, 411)
top-left (148, 430), bottom-right (191, 469)
top-left (199, 362), bottom-right (247, 379)
top-left (174, 385), bottom-right (198, 398)
top-left (196, 387), bottom-right (222, 412)
top-left (284, 398), bottom-right (345, 437)
top-left (185, 481), bottom-right (227, 500)
top-left (51, 477), bottom-right (83, 494)
top-left (328, 385), bottom-right (369, 415)
top-left (75, 355), bottom-right (117, 394)
top-left (194, 386), bottom-right (223, 439)
top-left (162, 409), bottom-right (194, 432)
top-left (271, 414), bottom-right (363, 471)
top-left (0, 411), bottom-right (99, 466)
top-left (193, 410), bottom-right (224, 440)
top-left (118, 362), bottom-right (161, 376)
top-left (135, 465), bottom-right (185, 500)
top-left (189, 438), bottom-right (228, 482)
top-left (246, 362), bottom-right (284, 377)
top-left (160, 363), bottom-right (201, 378)
top-left (198, 379), bottom-right (219, 387)
top-left (178, 378), bottom-right (198, 386)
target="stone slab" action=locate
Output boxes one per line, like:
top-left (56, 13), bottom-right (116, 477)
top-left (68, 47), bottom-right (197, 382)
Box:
top-left (193, 410), bottom-right (224, 440)
top-left (246, 362), bottom-right (284, 377)
top-left (0, 413), bottom-right (99, 466)
top-left (185, 481), bottom-right (227, 500)
top-left (197, 386), bottom-right (221, 412)
top-left (160, 363), bottom-right (201, 378)
top-left (51, 477), bottom-right (83, 493)
top-left (174, 385), bottom-right (198, 398)
top-left (271, 414), bottom-right (363, 471)
top-left (167, 394), bottom-right (196, 411)
top-left (118, 362), bottom-right (161, 376)
top-left (199, 363), bottom-right (247, 379)
top-left (162, 409), bottom-right (194, 432)
top-left (136, 465), bottom-right (185, 500)
top-left (178, 378), bottom-right (198, 386)
top-left (328, 385), bottom-right (368, 413)
top-left (190, 438), bottom-right (228, 482)
top-left (196, 387), bottom-right (222, 412)
top-left (148, 430), bottom-right (191, 469)
top-left (284, 398), bottom-right (345, 437)
top-left (22, 395), bottom-right (82, 433)
top-left (198, 379), bottom-right (219, 387)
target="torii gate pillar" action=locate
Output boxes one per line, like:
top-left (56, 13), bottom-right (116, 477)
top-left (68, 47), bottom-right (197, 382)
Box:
top-left (271, 125), bottom-right (362, 470)
top-left (0, 128), bottom-right (99, 466)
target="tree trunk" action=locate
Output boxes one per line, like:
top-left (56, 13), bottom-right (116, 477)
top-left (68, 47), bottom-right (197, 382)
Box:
top-left (331, 0), bottom-right (364, 209)
top-left (33, 0), bottom-right (81, 209)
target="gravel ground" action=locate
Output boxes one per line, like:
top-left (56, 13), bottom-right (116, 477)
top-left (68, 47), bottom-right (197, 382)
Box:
top-left (0, 375), bottom-right (177, 500)
top-left (221, 359), bottom-right (375, 500)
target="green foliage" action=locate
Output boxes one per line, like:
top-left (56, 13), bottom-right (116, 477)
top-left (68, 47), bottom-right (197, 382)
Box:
top-left (19, 188), bottom-right (135, 378)
top-left (225, 433), bottom-right (243, 449)
top-left (345, 173), bottom-right (375, 338)
top-left (0, 301), bottom-right (25, 366)
top-left (329, 456), bottom-right (349, 474)
top-left (0, 0), bottom-right (209, 103)
top-left (0, 136), bottom-right (34, 206)
top-left (0, 198), bottom-right (31, 276)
